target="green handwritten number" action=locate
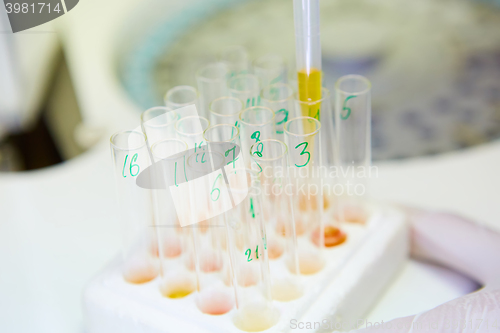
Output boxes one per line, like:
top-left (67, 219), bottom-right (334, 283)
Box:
top-left (262, 235), bottom-right (267, 250)
top-left (309, 107), bottom-right (320, 121)
top-left (341, 95), bottom-right (356, 120)
top-left (195, 141), bottom-right (204, 152)
top-left (294, 142), bottom-right (310, 168)
top-left (246, 96), bottom-right (261, 108)
top-left (123, 153), bottom-right (140, 177)
top-left (201, 153), bottom-right (206, 163)
top-left (250, 131), bottom-right (261, 142)
top-left (245, 249), bottom-right (252, 262)
top-left (255, 245), bottom-right (259, 259)
top-left (225, 146), bottom-right (238, 168)
top-left (249, 197), bottom-right (255, 218)
top-left (211, 174), bottom-right (222, 201)
top-left (122, 155), bottom-right (128, 178)
top-left (275, 109), bottom-right (289, 134)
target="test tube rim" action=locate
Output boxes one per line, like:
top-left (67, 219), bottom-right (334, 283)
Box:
top-left (164, 85), bottom-right (200, 107)
top-left (175, 116), bottom-right (210, 137)
top-left (250, 139), bottom-right (288, 163)
top-left (110, 130), bottom-right (147, 151)
top-left (334, 75), bottom-right (371, 96)
top-left (294, 87), bottom-right (331, 106)
top-left (209, 96), bottom-right (244, 118)
top-left (140, 107), bottom-right (178, 129)
top-left (228, 74), bottom-right (260, 94)
top-left (283, 116), bottom-right (321, 138)
top-left (252, 53), bottom-right (286, 71)
top-left (260, 83), bottom-right (294, 103)
top-left (238, 106), bottom-right (275, 127)
top-left (203, 124), bottom-right (240, 143)
top-left (151, 138), bottom-right (188, 161)
top-left (195, 62), bottom-right (230, 83)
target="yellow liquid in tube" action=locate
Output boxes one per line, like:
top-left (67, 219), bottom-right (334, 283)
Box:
top-left (297, 68), bottom-right (322, 119)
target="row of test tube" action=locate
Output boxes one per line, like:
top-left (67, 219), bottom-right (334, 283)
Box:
top-left (109, 46), bottom-right (371, 332)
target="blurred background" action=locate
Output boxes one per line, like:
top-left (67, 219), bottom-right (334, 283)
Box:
top-left (0, 0), bottom-right (499, 332)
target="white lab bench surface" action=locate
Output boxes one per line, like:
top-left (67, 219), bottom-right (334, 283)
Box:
top-left (1, 139), bottom-right (497, 332)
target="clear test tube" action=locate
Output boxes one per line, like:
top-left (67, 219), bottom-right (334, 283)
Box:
top-left (110, 130), bottom-right (158, 284)
top-left (140, 107), bottom-right (179, 149)
top-left (150, 139), bottom-right (197, 298)
top-left (294, 87), bottom-right (337, 215)
top-left (196, 62), bottom-right (230, 118)
top-left (238, 106), bottom-right (275, 169)
top-left (164, 85), bottom-right (200, 118)
top-left (284, 117), bottom-right (326, 274)
top-left (334, 75), bottom-right (372, 224)
top-left (228, 74), bottom-right (261, 109)
top-left (260, 83), bottom-right (294, 141)
top-left (293, 0), bottom-right (322, 105)
top-left (175, 116), bottom-right (210, 151)
top-left (204, 124), bottom-right (245, 172)
top-left (209, 96), bottom-right (243, 127)
top-left (224, 168), bottom-right (279, 331)
top-left (250, 139), bottom-right (302, 302)
top-left (219, 45), bottom-right (250, 77)
top-left (185, 150), bottom-right (235, 315)
top-left (253, 54), bottom-right (288, 89)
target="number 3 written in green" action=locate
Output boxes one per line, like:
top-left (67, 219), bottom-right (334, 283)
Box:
top-left (122, 153), bottom-right (140, 177)
top-left (341, 95), bottom-right (357, 120)
top-left (294, 142), bottom-right (310, 167)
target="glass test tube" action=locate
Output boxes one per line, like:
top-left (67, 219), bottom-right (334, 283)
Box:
top-left (250, 139), bottom-right (302, 302)
top-left (186, 151), bottom-right (235, 315)
top-left (284, 117), bottom-right (328, 274)
top-left (228, 74), bottom-right (261, 108)
top-left (294, 87), bottom-right (337, 216)
top-left (334, 75), bottom-right (372, 224)
top-left (238, 106), bottom-right (275, 169)
top-left (175, 116), bottom-right (210, 151)
top-left (110, 130), bottom-right (158, 284)
top-left (150, 139), bottom-right (197, 298)
top-left (196, 62), bottom-right (230, 119)
top-left (209, 96), bottom-right (243, 127)
top-left (253, 54), bottom-right (288, 89)
top-left (219, 45), bottom-right (250, 77)
top-left (224, 168), bottom-right (278, 332)
top-left (293, 0), bottom-right (322, 105)
top-left (164, 85), bottom-right (200, 118)
top-left (260, 83), bottom-right (294, 141)
top-left (204, 124), bottom-right (245, 172)
top-left (140, 107), bottom-right (178, 149)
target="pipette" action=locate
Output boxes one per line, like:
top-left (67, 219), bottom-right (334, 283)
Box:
top-left (293, 0), bottom-right (322, 111)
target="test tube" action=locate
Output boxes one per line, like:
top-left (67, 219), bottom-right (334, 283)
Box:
top-left (196, 62), bottom-right (230, 118)
top-left (334, 75), bottom-right (372, 224)
top-left (293, 0), bottom-right (322, 105)
top-left (140, 107), bottom-right (178, 149)
top-left (164, 85), bottom-right (200, 118)
top-left (284, 117), bottom-right (327, 274)
top-left (175, 116), bottom-right (210, 151)
top-left (253, 54), bottom-right (288, 89)
top-left (150, 139), bottom-right (196, 298)
top-left (250, 139), bottom-right (302, 302)
top-left (260, 83), bottom-right (294, 141)
top-left (294, 87), bottom-right (337, 215)
top-left (110, 130), bottom-right (158, 284)
top-left (204, 124), bottom-right (245, 172)
top-left (209, 96), bottom-right (243, 127)
top-left (228, 74), bottom-right (261, 108)
top-left (224, 168), bottom-right (279, 331)
top-left (219, 45), bottom-right (250, 77)
top-left (238, 106), bottom-right (275, 169)
top-left (185, 150), bottom-right (235, 315)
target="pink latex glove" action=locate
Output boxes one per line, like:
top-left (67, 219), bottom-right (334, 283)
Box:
top-left (356, 211), bottom-right (500, 333)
